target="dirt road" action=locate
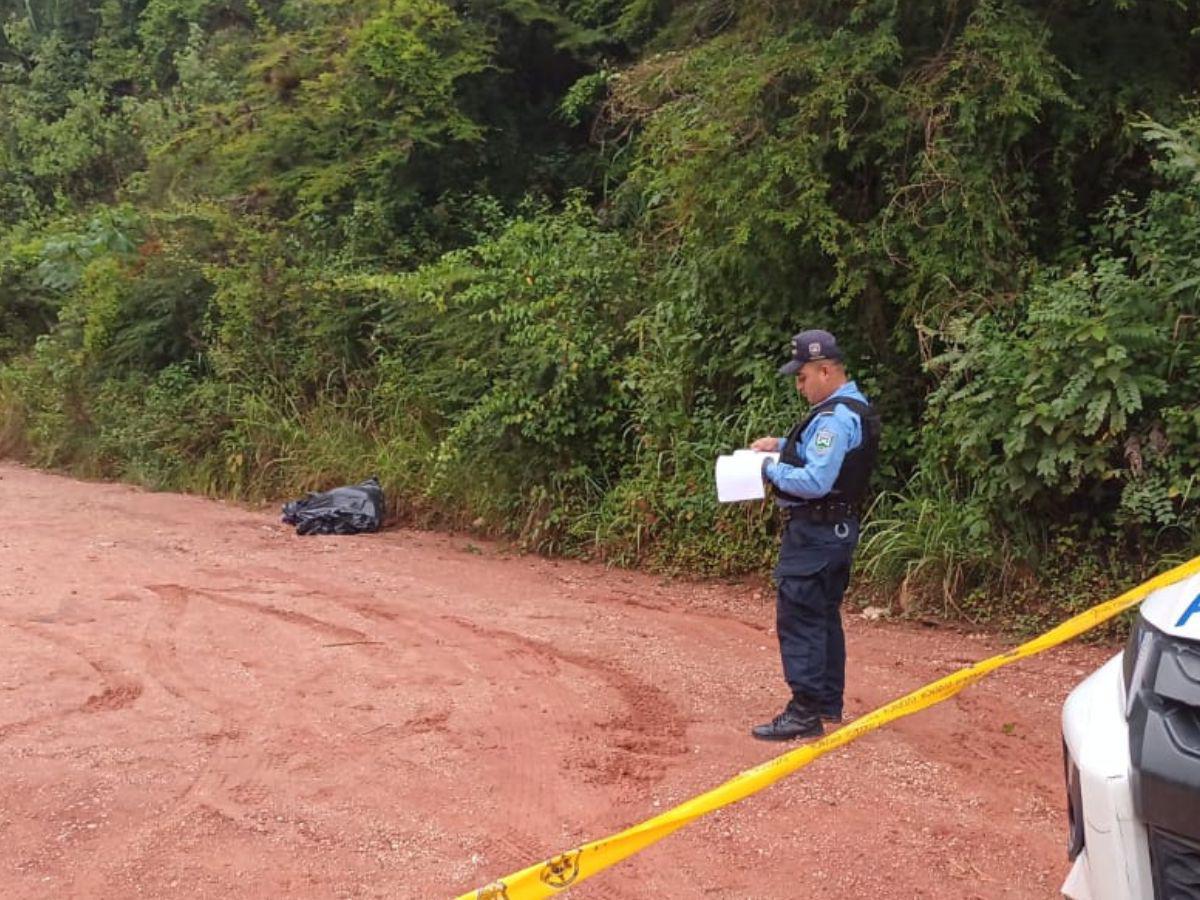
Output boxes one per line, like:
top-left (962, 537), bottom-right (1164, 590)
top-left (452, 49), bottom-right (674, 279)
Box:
top-left (0, 462), bottom-right (1112, 898)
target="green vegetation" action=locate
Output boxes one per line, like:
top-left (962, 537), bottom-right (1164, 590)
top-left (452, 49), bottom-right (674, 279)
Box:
top-left (3, 0), bottom-right (1200, 625)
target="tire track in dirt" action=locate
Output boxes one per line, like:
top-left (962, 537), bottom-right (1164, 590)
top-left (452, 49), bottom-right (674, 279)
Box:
top-left (433, 612), bottom-right (687, 900)
top-left (137, 578), bottom-right (452, 814)
top-left (108, 586), bottom-right (358, 849)
top-left (428, 614), bottom-right (577, 882)
top-left (436, 612), bottom-right (691, 899)
top-left (440, 614), bottom-right (689, 787)
top-left (197, 564), bottom-right (426, 634)
top-left (146, 583), bottom-right (369, 643)
top-left (59, 582), bottom-right (277, 898)
top-left (68, 574), bottom-right (405, 896)
top-left (0, 622), bottom-right (143, 742)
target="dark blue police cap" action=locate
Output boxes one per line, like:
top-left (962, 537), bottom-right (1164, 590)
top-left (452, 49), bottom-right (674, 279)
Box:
top-left (778, 329), bottom-right (844, 375)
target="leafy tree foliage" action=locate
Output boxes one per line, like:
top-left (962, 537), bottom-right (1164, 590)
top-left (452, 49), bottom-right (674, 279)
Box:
top-left (928, 120), bottom-right (1200, 533)
top-left (3, 0), bottom-right (1200, 619)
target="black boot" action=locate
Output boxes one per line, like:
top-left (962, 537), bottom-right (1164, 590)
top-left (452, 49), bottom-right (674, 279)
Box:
top-left (751, 703), bottom-right (823, 741)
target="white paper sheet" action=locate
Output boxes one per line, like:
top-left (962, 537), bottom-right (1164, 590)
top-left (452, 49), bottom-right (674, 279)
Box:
top-left (715, 450), bottom-right (779, 502)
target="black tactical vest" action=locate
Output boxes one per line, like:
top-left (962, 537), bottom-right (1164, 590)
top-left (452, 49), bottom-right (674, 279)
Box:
top-left (776, 394), bottom-right (881, 514)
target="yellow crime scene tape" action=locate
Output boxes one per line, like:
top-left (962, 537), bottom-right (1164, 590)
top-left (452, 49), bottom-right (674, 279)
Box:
top-left (455, 554), bottom-right (1200, 900)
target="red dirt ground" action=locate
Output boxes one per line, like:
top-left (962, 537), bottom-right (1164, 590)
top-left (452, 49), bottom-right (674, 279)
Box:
top-left (0, 462), bottom-right (1114, 898)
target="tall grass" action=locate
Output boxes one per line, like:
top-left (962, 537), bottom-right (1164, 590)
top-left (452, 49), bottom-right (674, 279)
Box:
top-left (858, 478), bottom-right (1030, 622)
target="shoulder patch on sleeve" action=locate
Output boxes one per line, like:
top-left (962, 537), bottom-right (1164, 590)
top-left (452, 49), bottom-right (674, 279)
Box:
top-left (812, 427), bottom-right (836, 454)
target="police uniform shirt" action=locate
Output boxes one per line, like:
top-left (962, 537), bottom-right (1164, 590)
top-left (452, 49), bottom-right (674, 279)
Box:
top-left (763, 381), bottom-right (867, 502)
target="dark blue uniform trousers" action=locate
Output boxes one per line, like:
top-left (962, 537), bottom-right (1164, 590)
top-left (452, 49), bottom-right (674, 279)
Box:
top-left (774, 517), bottom-right (858, 716)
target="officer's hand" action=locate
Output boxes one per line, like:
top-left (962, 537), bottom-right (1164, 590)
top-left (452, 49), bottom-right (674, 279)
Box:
top-left (749, 436), bottom-right (780, 452)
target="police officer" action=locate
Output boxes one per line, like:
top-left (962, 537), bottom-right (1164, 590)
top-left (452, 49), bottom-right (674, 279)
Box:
top-left (748, 329), bottom-right (881, 741)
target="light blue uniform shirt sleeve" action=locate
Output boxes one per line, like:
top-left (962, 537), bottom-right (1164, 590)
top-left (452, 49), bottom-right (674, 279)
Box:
top-left (764, 404), bottom-right (862, 499)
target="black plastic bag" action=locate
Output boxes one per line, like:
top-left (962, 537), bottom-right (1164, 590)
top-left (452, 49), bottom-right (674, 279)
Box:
top-left (281, 477), bottom-right (385, 535)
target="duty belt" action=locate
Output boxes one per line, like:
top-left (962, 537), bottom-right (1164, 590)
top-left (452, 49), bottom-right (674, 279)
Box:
top-left (782, 500), bottom-right (857, 524)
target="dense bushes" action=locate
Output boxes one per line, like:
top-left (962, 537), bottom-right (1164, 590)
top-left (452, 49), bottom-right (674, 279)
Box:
top-left (3, 0), bottom-right (1200, 624)
top-left (926, 124), bottom-right (1200, 536)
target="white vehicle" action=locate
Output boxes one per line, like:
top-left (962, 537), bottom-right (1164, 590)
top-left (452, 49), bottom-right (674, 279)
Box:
top-left (1061, 571), bottom-right (1200, 899)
